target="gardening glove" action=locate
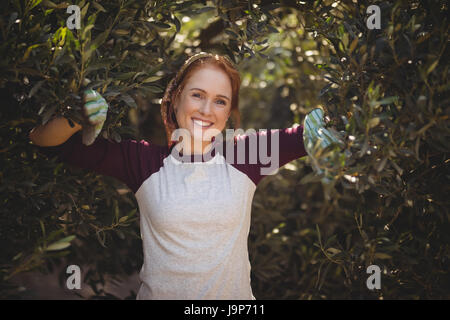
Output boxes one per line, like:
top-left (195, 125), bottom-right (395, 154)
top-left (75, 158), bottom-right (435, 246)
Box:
top-left (303, 108), bottom-right (345, 184)
top-left (82, 89), bottom-right (108, 146)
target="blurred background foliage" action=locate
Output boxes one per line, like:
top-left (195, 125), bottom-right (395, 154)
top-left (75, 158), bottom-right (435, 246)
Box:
top-left (0, 0), bottom-right (448, 299)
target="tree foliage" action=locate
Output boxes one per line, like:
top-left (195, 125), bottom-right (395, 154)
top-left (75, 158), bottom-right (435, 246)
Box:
top-left (0, 0), bottom-right (448, 299)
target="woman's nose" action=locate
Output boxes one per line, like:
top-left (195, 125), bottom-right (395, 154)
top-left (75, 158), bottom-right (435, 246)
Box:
top-left (198, 100), bottom-right (213, 115)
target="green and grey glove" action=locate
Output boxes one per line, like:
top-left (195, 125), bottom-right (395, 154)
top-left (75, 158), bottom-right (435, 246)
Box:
top-left (82, 89), bottom-right (108, 146)
top-left (303, 108), bottom-right (345, 184)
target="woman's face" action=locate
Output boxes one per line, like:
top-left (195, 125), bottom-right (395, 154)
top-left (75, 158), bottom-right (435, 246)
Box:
top-left (173, 64), bottom-right (232, 152)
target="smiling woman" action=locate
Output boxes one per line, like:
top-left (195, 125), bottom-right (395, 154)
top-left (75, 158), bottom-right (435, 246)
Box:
top-left (161, 52), bottom-right (241, 151)
top-left (28, 52), bottom-right (325, 300)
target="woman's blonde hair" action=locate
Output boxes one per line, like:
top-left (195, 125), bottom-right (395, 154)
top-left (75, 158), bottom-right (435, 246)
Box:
top-left (161, 52), bottom-right (241, 148)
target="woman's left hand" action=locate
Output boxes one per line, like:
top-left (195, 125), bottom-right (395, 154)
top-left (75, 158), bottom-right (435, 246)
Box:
top-left (303, 107), bottom-right (344, 183)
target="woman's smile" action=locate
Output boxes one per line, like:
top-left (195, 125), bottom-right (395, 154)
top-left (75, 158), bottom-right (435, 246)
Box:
top-left (192, 117), bottom-right (214, 129)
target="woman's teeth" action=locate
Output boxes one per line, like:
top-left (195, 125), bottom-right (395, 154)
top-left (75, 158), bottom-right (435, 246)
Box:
top-left (192, 119), bottom-right (213, 128)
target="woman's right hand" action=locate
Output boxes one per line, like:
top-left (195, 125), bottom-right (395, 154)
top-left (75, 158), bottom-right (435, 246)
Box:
top-left (82, 89), bottom-right (109, 146)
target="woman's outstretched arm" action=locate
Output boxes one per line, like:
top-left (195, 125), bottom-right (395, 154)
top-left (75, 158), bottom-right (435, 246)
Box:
top-left (29, 116), bottom-right (82, 147)
top-left (28, 90), bottom-right (163, 194)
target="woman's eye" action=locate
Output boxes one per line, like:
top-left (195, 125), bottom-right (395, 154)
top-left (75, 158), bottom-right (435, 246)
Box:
top-left (192, 93), bottom-right (225, 105)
